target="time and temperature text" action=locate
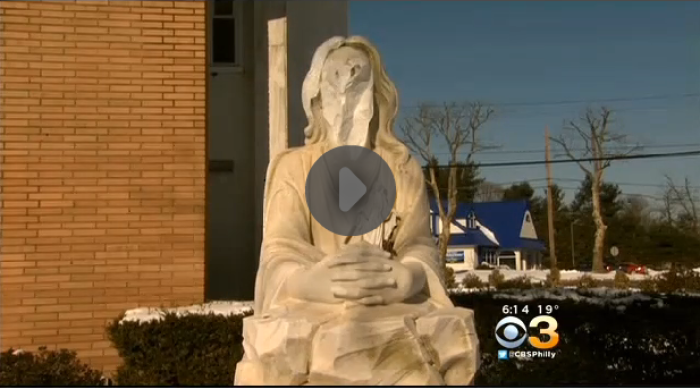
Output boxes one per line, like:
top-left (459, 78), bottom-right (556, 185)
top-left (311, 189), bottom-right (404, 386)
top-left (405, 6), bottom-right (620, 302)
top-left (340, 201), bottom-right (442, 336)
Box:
top-left (501, 304), bottom-right (559, 315)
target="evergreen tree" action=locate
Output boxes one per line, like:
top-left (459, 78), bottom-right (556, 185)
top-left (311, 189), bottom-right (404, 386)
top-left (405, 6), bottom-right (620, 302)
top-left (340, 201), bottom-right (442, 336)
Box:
top-left (569, 175), bottom-right (623, 267)
top-left (423, 159), bottom-right (484, 203)
top-left (502, 181), bottom-right (535, 201)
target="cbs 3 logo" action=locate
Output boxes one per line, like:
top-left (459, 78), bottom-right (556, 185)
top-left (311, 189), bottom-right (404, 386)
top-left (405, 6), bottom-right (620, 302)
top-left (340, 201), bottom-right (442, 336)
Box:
top-left (495, 315), bottom-right (559, 349)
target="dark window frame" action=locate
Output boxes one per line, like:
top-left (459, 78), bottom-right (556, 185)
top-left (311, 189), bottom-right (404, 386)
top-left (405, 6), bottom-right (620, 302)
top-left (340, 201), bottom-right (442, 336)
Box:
top-left (207, 0), bottom-right (242, 69)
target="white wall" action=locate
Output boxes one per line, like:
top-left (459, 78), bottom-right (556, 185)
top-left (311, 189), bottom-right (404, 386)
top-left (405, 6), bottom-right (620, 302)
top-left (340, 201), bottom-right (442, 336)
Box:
top-left (520, 210), bottom-right (538, 239)
top-left (437, 218), bottom-right (467, 234)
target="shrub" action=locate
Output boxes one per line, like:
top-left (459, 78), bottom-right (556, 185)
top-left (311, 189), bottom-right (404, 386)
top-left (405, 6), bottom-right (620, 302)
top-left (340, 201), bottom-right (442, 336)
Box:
top-left (444, 265), bottom-right (457, 289)
top-left (452, 292), bottom-right (700, 385)
top-left (614, 271), bottom-right (631, 289)
top-left (639, 277), bottom-right (657, 293)
top-left (461, 273), bottom-right (485, 289)
top-left (653, 267), bottom-right (700, 293)
top-left (0, 347), bottom-right (103, 386)
top-left (577, 274), bottom-right (599, 288)
top-left (497, 275), bottom-right (534, 290)
top-left (107, 312), bottom-right (250, 386)
top-left (488, 269), bottom-right (505, 287)
top-left (545, 268), bottom-right (561, 287)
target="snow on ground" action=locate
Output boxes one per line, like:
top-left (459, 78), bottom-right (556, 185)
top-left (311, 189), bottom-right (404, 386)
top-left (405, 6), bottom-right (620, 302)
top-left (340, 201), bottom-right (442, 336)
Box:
top-left (455, 269), bottom-right (636, 284)
top-left (453, 287), bottom-right (662, 309)
top-left (121, 301), bottom-right (253, 323)
top-left (454, 268), bottom-right (699, 284)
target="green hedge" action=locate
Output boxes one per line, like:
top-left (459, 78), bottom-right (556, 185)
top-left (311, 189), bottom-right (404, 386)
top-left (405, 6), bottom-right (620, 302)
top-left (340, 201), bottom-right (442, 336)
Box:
top-left (0, 347), bottom-right (104, 386)
top-left (108, 313), bottom-right (247, 386)
top-left (458, 267), bottom-right (700, 292)
top-left (454, 291), bottom-right (700, 385)
top-left (105, 291), bottom-right (700, 386)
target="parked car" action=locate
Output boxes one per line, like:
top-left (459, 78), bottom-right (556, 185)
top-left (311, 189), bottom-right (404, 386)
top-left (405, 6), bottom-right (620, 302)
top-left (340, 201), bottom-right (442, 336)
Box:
top-left (617, 262), bottom-right (647, 275)
top-left (577, 262), bottom-right (616, 272)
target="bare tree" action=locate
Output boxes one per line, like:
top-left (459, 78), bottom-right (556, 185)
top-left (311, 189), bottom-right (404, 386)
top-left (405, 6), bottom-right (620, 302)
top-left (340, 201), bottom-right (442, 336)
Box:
top-left (474, 181), bottom-right (505, 202)
top-left (551, 107), bottom-right (640, 273)
top-left (400, 102), bottom-right (495, 274)
top-left (660, 187), bottom-right (676, 225)
top-left (663, 175), bottom-right (699, 234)
top-left (621, 195), bottom-right (653, 228)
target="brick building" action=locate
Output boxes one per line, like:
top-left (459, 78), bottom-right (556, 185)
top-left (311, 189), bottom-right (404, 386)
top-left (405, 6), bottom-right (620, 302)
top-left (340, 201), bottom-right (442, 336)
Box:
top-left (0, 0), bottom-right (347, 371)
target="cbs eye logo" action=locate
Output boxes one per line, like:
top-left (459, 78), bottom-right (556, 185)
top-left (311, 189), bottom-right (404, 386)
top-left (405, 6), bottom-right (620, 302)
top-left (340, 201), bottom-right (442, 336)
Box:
top-left (495, 315), bottom-right (559, 349)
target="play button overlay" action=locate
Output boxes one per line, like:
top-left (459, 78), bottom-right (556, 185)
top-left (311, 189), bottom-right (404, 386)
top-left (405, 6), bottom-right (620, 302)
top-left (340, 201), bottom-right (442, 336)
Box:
top-left (339, 167), bottom-right (366, 212)
top-left (305, 145), bottom-right (397, 236)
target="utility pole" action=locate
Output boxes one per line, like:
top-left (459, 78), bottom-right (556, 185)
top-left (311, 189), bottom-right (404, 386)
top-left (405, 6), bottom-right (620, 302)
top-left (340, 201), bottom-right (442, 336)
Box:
top-left (570, 221), bottom-right (575, 269)
top-left (545, 126), bottom-right (557, 270)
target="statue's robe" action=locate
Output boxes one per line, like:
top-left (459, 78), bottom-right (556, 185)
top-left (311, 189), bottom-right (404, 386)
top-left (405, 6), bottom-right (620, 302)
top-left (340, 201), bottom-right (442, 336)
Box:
top-left (235, 142), bottom-right (480, 386)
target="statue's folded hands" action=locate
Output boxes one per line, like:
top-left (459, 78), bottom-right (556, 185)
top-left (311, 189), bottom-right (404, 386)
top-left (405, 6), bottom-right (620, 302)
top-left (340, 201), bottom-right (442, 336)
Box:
top-left (286, 243), bottom-right (394, 304)
top-left (287, 241), bottom-right (428, 306)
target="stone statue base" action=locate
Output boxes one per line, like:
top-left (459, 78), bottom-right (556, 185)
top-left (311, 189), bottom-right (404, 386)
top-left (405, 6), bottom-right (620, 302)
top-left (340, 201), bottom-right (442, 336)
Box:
top-left (234, 305), bottom-right (479, 386)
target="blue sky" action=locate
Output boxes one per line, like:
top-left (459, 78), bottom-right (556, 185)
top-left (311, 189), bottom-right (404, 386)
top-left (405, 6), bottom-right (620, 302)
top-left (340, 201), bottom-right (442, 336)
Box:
top-left (349, 1), bottom-right (700, 203)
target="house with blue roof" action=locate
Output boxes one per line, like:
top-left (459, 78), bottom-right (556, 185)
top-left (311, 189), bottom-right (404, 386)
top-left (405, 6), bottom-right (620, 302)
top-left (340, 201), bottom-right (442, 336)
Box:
top-left (429, 199), bottom-right (546, 271)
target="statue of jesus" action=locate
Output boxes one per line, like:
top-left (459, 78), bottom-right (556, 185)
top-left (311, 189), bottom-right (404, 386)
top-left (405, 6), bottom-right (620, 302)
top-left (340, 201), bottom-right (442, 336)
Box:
top-left (234, 36), bottom-right (479, 386)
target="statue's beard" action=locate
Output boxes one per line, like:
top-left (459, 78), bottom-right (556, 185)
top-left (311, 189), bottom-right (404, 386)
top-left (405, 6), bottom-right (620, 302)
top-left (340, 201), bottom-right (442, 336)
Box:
top-left (324, 86), bottom-right (374, 148)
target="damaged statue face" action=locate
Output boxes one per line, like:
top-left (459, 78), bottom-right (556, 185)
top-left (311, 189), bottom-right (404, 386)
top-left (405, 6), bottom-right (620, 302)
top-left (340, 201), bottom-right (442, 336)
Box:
top-left (319, 46), bottom-right (374, 148)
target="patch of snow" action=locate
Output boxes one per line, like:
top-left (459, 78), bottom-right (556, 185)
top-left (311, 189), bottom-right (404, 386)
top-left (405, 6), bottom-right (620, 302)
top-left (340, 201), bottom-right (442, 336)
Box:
top-left (120, 301), bottom-right (253, 324)
top-left (454, 267), bottom-right (700, 285)
top-left (450, 286), bottom-right (666, 307)
top-left (475, 221), bottom-right (499, 245)
top-left (675, 291), bottom-right (700, 298)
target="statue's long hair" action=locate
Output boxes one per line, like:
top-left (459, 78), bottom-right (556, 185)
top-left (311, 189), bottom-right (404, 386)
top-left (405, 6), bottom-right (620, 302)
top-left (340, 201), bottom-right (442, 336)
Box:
top-left (301, 36), bottom-right (410, 166)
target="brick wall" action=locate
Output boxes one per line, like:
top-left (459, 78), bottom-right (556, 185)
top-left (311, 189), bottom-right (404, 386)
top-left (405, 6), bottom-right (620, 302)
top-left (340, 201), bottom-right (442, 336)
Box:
top-left (0, 0), bottom-right (206, 371)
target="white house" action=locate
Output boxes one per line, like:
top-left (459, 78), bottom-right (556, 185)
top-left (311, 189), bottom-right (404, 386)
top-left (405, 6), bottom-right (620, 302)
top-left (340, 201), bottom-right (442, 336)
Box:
top-left (430, 200), bottom-right (546, 271)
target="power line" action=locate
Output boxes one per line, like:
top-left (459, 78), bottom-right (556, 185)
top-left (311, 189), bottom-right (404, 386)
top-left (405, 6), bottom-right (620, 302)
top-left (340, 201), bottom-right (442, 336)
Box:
top-left (434, 183), bottom-right (700, 202)
top-left (431, 143), bottom-right (700, 156)
top-left (495, 177), bottom-right (700, 190)
top-left (493, 105), bottom-right (682, 118)
top-left (492, 93), bottom-right (699, 108)
top-left (528, 185), bottom-right (700, 203)
top-left (401, 92), bottom-right (699, 110)
top-left (425, 149), bottom-right (700, 169)
top-left (435, 183), bottom-right (700, 203)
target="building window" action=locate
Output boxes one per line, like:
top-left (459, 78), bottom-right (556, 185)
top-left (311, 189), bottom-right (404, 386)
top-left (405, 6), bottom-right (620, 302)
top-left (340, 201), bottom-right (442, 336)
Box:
top-left (467, 210), bottom-right (477, 229)
top-left (209, 0), bottom-right (241, 67)
top-left (479, 247), bottom-right (498, 266)
top-left (498, 250), bottom-right (517, 270)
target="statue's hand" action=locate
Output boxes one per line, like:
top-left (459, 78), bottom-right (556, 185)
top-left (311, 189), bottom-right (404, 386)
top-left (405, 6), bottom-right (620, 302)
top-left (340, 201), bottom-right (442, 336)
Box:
top-left (287, 244), bottom-right (393, 304)
top-left (344, 258), bottom-right (418, 306)
top-left (328, 243), bottom-right (424, 306)
top-left (327, 244), bottom-right (397, 302)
